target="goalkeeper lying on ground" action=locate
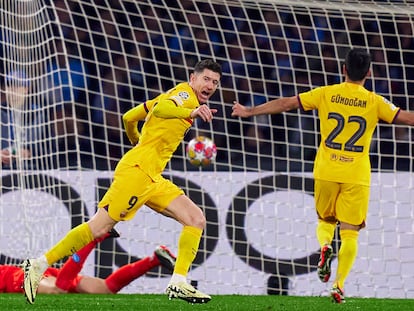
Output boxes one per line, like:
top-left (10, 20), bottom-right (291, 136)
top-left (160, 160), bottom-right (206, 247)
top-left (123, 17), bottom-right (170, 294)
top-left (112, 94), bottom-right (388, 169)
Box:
top-left (0, 230), bottom-right (175, 294)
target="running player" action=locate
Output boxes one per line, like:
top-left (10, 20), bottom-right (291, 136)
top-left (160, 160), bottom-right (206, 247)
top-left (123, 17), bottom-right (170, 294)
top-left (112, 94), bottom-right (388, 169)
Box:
top-left (232, 48), bottom-right (414, 303)
top-left (23, 59), bottom-right (221, 304)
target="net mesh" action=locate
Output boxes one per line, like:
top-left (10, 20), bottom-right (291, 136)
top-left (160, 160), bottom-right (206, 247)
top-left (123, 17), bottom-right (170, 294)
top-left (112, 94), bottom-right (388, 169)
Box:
top-left (0, 0), bottom-right (413, 298)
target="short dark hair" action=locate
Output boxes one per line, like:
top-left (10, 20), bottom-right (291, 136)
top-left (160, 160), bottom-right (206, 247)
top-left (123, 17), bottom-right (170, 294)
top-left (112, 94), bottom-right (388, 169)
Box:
top-left (345, 48), bottom-right (371, 81)
top-left (194, 59), bottom-right (222, 77)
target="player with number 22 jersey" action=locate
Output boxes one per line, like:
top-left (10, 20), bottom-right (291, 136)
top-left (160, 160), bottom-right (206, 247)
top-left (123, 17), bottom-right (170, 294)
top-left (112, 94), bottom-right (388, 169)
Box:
top-left (299, 82), bottom-right (400, 186)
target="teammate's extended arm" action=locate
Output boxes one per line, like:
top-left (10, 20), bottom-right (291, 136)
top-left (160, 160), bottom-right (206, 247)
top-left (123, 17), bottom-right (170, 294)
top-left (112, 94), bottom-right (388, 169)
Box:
top-left (231, 96), bottom-right (300, 118)
top-left (122, 104), bottom-right (148, 145)
top-left (393, 109), bottom-right (414, 126)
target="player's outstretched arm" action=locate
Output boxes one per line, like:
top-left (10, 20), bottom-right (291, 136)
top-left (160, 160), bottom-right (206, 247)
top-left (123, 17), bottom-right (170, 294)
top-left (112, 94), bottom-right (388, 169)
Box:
top-left (394, 109), bottom-right (414, 126)
top-left (153, 100), bottom-right (217, 122)
top-left (153, 100), bottom-right (191, 118)
top-left (232, 96), bottom-right (299, 118)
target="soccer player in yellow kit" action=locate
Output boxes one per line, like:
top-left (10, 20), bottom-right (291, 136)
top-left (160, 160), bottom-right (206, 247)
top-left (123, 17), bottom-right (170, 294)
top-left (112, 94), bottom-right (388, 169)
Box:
top-left (232, 48), bottom-right (414, 303)
top-left (23, 59), bottom-right (222, 304)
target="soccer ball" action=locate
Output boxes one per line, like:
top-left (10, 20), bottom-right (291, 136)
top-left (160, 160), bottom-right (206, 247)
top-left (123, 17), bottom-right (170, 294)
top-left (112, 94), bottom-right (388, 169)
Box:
top-left (186, 136), bottom-right (217, 167)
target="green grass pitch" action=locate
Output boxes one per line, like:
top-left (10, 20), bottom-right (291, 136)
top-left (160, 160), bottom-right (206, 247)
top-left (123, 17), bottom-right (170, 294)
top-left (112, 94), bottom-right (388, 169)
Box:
top-left (1, 294), bottom-right (413, 310)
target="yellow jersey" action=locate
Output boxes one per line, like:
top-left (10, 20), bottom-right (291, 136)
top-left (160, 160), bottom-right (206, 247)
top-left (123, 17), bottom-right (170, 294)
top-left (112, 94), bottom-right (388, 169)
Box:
top-left (121, 82), bottom-right (198, 180)
top-left (299, 82), bottom-right (400, 185)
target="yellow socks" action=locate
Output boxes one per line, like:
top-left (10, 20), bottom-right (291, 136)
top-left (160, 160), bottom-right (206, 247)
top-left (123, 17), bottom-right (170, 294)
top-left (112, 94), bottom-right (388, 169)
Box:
top-left (335, 229), bottom-right (359, 289)
top-left (45, 222), bottom-right (94, 265)
top-left (316, 220), bottom-right (336, 247)
top-left (316, 220), bottom-right (359, 290)
top-left (173, 226), bottom-right (202, 277)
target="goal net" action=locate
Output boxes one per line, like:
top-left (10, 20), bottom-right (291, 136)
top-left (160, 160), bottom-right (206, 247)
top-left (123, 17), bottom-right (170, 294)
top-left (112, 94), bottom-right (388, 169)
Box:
top-left (1, 0), bottom-right (413, 299)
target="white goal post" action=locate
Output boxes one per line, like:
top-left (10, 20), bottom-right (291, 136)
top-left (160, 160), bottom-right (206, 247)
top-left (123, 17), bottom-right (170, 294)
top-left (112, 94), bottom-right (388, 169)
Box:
top-left (1, 0), bottom-right (414, 298)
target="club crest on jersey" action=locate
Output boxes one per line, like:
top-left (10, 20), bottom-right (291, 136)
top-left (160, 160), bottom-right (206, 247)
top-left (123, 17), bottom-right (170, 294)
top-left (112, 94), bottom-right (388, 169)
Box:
top-left (171, 91), bottom-right (189, 106)
top-left (178, 91), bottom-right (190, 100)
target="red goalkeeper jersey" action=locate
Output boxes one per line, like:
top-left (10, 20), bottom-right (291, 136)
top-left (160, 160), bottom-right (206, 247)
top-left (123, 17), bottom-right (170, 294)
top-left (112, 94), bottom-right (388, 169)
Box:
top-left (0, 264), bottom-right (81, 293)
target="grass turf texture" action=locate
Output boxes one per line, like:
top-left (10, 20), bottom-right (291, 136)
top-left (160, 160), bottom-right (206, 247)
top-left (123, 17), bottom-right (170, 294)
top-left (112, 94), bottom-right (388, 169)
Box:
top-left (1, 294), bottom-right (413, 310)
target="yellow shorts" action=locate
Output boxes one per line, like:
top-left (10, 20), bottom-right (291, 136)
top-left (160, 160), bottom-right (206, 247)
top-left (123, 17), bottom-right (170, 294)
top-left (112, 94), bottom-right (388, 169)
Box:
top-left (98, 162), bottom-right (184, 221)
top-left (314, 179), bottom-right (370, 227)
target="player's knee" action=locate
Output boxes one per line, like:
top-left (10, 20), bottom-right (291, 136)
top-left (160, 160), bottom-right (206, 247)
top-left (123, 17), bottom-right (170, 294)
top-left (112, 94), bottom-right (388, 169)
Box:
top-left (181, 206), bottom-right (206, 229)
top-left (197, 216), bottom-right (206, 229)
top-left (88, 209), bottom-right (117, 238)
top-left (191, 211), bottom-right (206, 229)
top-left (88, 222), bottom-right (114, 239)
